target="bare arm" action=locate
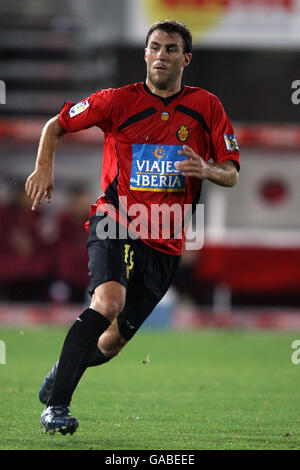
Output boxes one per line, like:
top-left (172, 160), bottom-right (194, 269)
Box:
top-left (25, 115), bottom-right (65, 210)
top-left (175, 145), bottom-right (239, 187)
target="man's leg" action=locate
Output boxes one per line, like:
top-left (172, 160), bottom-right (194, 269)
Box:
top-left (40, 281), bottom-right (126, 435)
top-left (39, 310), bottom-right (128, 405)
top-left (47, 281), bottom-right (126, 407)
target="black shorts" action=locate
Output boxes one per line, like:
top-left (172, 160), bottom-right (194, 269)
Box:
top-left (86, 215), bottom-right (181, 341)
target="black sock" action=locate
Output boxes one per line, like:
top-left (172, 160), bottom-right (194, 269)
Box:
top-left (52, 339), bottom-right (112, 370)
top-left (88, 345), bottom-right (112, 367)
top-left (47, 308), bottom-right (110, 407)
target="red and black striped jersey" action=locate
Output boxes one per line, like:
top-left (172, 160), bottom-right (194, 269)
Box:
top-left (59, 82), bottom-right (240, 255)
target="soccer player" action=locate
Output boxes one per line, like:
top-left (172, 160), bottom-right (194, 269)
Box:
top-left (25, 20), bottom-right (240, 435)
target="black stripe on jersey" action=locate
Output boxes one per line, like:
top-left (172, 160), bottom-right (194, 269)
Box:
top-left (118, 107), bottom-right (157, 131)
top-left (175, 104), bottom-right (210, 135)
top-left (170, 183), bottom-right (203, 240)
top-left (104, 146), bottom-right (134, 226)
top-left (104, 146), bottom-right (119, 208)
top-left (105, 173), bottom-right (119, 208)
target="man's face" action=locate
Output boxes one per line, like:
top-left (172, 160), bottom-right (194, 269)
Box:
top-left (145, 29), bottom-right (191, 90)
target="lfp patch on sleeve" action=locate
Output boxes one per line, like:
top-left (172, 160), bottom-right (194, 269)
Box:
top-left (69, 100), bottom-right (89, 118)
top-left (224, 133), bottom-right (239, 152)
top-left (130, 144), bottom-right (186, 192)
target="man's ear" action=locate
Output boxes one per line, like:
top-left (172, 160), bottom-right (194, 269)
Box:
top-left (144, 47), bottom-right (148, 63)
top-left (183, 53), bottom-right (192, 68)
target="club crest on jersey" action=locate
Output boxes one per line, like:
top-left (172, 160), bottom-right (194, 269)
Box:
top-left (130, 144), bottom-right (186, 192)
top-left (176, 125), bottom-right (189, 142)
top-left (224, 133), bottom-right (239, 151)
top-left (69, 100), bottom-right (89, 118)
top-left (160, 111), bottom-right (170, 121)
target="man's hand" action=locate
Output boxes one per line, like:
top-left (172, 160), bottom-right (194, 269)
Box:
top-left (175, 145), bottom-right (238, 187)
top-left (175, 145), bottom-right (210, 179)
top-left (25, 166), bottom-right (54, 211)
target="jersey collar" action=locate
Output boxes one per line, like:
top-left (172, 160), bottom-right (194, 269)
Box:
top-left (143, 82), bottom-right (185, 106)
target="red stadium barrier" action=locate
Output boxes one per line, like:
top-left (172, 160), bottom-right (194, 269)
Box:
top-left (1, 119), bottom-right (300, 148)
top-left (0, 118), bottom-right (104, 145)
top-left (0, 303), bottom-right (300, 330)
top-left (194, 245), bottom-right (300, 292)
top-left (172, 306), bottom-right (300, 330)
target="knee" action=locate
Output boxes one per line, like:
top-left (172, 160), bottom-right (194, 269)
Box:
top-left (90, 281), bottom-right (126, 322)
top-left (91, 294), bottom-right (125, 322)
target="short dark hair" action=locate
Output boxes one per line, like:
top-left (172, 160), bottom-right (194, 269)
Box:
top-left (146, 20), bottom-right (192, 54)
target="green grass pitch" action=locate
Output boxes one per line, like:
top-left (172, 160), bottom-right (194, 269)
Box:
top-left (0, 326), bottom-right (300, 450)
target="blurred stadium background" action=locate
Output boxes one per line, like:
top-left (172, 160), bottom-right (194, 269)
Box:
top-left (1, 0), bottom-right (300, 330)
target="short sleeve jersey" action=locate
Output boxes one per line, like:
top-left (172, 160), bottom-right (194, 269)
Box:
top-left (59, 82), bottom-right (240, 256)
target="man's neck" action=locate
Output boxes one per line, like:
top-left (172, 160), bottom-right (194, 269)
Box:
top-left (145, 78), bottom-right (182, 98)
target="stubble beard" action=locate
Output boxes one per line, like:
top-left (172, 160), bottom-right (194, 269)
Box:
top-left (147, 64), bottom-right (182, 91)
top-left (148, 70), bottom-right (170, 90)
